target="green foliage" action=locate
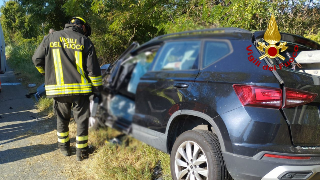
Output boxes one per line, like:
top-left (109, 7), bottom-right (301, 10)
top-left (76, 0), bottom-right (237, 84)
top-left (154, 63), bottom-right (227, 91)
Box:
top-left (88, 0), bottom-right (167, 63)
top-left (210, 0), bottom-right (320, 35)
top-left (6, 36), bottom-right (44, 87)
top-left (63, 0), bottom-right (93, 18)
top-left (0, 1), bottom-right (39, 44)
top-left (305, 31), bottom-right (320, 44)
top-left (18, 0), bottom-right (70, 32)
top-left (3, 1), bottom-right (320, 179)
top-left (2, 0), bottom-right (320, 65)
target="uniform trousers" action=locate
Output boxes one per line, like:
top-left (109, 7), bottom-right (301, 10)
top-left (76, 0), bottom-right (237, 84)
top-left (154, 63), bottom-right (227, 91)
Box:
top-left (53, 95), bottom-right (90, 150)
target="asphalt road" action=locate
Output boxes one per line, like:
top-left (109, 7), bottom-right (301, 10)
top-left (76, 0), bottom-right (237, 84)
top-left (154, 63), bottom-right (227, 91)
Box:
top-left (0, 66), bottom-right (68, 180)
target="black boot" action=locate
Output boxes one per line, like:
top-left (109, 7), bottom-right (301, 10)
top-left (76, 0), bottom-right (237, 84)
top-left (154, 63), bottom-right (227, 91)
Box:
top-left (76, 148), bottom-right (89, 161)
top-left (58, 141), bottom-right (71, 156)
top-left (60, 146), bottom-right (71, 156)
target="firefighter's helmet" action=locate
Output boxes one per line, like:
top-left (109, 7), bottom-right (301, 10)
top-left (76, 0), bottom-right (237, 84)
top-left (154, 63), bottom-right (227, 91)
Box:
top-left (69, 17), bottom-right (91, 37)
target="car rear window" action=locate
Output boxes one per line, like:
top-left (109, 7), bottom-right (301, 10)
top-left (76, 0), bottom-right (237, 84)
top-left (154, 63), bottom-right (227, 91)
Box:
top-left (153, 41), bottom-right (201, 71)
top-left (203, 40), bottom-right (232, 68)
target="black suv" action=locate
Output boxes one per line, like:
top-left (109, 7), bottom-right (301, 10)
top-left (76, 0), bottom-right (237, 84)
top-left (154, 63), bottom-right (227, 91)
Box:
top-left (93, 28), bottom-right (320, 180)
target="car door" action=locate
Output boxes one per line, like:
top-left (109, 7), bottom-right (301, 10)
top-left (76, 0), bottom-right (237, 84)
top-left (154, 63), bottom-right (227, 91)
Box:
top-left (100, 44), bottom-right (160, 133)
top-left (103, 42), bottom-right (140, 88)
top-left (133, 40), bottom-right (201, 141)
top-left (99, 42), bottom-right (139, 131)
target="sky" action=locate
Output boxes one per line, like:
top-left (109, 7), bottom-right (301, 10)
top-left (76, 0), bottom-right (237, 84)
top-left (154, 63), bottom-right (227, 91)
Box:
top-left (0, 0), bottom-right (5, 8)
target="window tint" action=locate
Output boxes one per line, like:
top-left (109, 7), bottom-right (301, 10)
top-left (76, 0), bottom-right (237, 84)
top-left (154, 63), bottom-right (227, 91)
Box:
top-left (126, 50), bottom-right (158, 94)
top-left (153, 41), bottom-right (200, 71)
top-left (203, 41), bottom-right (231, 68)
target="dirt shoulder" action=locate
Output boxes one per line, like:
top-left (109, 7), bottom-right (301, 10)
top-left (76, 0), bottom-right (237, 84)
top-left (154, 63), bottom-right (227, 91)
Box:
top-left (0, 67), bottom-right (87, 180)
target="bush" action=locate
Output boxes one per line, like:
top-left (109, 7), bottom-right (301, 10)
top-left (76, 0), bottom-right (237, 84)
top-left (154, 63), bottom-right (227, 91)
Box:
top-left (305, 32), bottom-right (320, 44)
top-left (7, 36), bottom-right (44, 86)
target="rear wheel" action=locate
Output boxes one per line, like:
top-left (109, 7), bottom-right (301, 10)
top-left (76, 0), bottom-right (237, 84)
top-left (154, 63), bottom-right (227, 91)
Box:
top-left (170, 130), bottom-right (232, 180)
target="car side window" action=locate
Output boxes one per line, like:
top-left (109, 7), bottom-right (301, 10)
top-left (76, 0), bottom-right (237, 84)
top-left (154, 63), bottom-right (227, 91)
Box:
top-left (153, 41), bottom-right (201, 71)
top-left (203, 41), bottom-right (232, 68)
top-left (126, 50), bottom-right (158, 94)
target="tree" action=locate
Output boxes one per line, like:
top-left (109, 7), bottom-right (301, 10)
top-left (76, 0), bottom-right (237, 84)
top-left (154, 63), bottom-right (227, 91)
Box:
top-left (18, 0), bottom-right (69, 33)
top-left (2, 0), bottom-right (320, 64)
top-left (0, 1), bottom-right (39, 44)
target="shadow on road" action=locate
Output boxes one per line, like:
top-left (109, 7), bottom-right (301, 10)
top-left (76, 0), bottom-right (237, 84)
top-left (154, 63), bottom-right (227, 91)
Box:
top-left (0, 111), bottom-right (58, 164)
top-left (0, 108), bottom-right (50, 142)
top-left (0, 143), bottom-right (57, 164)
top-left (0, 119), bottom-right (46, 146)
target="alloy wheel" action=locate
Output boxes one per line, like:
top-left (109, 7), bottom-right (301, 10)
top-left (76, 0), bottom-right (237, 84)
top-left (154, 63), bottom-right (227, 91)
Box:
top-left (174, 140), bottom-right (208, 180)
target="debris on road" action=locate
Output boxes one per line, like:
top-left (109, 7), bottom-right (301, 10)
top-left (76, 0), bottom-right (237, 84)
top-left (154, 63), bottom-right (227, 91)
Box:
top-left (152, 160), bottom-right (163, 180)
top-left (28, 84), bottom-right (36, 88)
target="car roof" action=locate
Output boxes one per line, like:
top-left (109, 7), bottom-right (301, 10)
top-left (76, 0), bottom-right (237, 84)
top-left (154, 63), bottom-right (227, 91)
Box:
top-left (152, 27), bottom-right (252, 41)
top-left (131, 28), bottom-right (253, 54)
top-left (132, 28), bottom-right (320, 55)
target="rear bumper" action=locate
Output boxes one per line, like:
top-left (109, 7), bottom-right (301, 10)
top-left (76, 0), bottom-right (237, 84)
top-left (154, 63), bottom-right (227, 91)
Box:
top-left (223, 152), bottom-right (320, 180)
top-left (262, 165), bottom-right (320, 180)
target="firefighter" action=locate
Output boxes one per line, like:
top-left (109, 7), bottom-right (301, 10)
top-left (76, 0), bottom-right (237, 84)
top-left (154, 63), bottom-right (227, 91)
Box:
top-left (32, 17), bottom-right (102, 161)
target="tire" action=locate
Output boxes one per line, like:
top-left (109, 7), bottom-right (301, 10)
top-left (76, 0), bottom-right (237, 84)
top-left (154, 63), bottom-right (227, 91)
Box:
top-left (170, 130), bottom-right (233, 180)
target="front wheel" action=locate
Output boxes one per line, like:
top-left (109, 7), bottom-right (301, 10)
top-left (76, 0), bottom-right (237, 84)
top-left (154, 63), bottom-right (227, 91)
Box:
top-left (170, 130), bottom-right (232, 180)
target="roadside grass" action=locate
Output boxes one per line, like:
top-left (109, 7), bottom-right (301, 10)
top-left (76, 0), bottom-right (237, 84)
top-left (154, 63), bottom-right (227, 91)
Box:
top-left (8, 41), bottom-right (173, 179)
top-left (6, 41), bottom-right (44, 93)
top-left (84, 127), bottom-right (172, 180)
top-left (36, 97), bottom-right (54, 117)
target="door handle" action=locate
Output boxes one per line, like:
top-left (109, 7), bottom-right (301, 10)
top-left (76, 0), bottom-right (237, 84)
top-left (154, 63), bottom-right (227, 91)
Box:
top-left (174, 83), bottom-right (189, 88)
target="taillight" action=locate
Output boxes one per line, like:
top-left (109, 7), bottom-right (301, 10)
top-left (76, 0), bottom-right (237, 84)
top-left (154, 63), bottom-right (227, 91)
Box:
top-left (233, 85), bottom-right (318, 109)
top-left (233, 85), bottom-right (282, 109)
top-left (284, 88), bottom-right (317, 108)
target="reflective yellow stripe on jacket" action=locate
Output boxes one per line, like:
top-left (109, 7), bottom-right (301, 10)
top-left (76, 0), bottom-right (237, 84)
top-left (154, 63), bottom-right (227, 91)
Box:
top-left (53, 49), bottom-right (64, 85)
top-left (47, 49), bottom-right (92, 96)
top-left (45, 83), bottom-right (92, 96)
top-left (36, 66), bottom-right (45, 74)
top-left (89, 76), bottom-right (102, 86)
top-left (46, 83), bottom-right (92, 96)
top-left (75, 51), bottom-right (88, 84)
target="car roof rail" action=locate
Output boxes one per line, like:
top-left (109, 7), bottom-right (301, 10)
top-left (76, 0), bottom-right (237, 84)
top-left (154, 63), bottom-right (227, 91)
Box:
top-left (152, 28), bottom-right (251, 40)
